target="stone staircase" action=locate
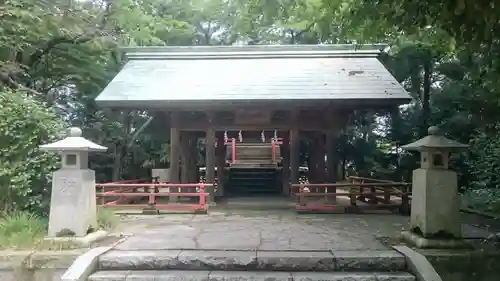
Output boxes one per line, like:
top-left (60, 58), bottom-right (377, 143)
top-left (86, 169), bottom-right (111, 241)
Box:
top-left (88, 249), bottom-right (416, 280)
top-left (227, 167), bottom-right (280, 196)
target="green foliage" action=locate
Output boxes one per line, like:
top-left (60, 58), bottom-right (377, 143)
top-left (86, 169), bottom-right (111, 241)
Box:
top-left (0, 89), bottom-right (64, 214)
top-left (0, 211), bottom-right (81, 249)
top-left (0, 211), bottom-right (46, 249)
top-left (2, 0), bottom-right (500, 221)
top-left (97, 208), bottom-right (119, 229)
top-left (462, 189), bottom-right (500, 214)
top-left (347, 0), bottom-right (500, 49)
top-left (465, 132), bottom-right (500, 191)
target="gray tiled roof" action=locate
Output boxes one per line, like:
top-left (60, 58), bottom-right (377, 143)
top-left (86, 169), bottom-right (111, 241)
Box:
top-left (95, 45), bottom-right (411, 108)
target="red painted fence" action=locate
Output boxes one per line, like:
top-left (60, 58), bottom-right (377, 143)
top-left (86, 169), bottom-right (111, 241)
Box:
top-left (96, 183), bottom-right (211, 212)
top-left (291, 178), bottom-right (411, 214)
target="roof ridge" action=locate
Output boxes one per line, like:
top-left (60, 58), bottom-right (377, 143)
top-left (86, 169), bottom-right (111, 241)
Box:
top-left (122, 44), bottom-right (387, 60)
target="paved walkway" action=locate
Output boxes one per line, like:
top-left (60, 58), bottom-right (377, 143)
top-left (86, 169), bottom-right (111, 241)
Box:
top-left (111, 210), bottom-right (493, 251)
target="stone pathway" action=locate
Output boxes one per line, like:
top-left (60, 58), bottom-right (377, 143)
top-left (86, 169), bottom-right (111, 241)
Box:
top-left (113, 210), bottom-right (406, 251)
top-left (88, 210), bottom-right (496, 281)
top-left (112, 210), bottom-right (493, 251)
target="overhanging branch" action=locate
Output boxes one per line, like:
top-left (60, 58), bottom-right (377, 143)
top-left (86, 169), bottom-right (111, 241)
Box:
top-left (28, 1), bottom-right (114, 67)
top-left (0, 71), bottom-right (43, 96)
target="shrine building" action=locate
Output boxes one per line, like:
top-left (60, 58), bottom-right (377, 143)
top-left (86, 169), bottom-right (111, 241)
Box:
top-left (95, 44), bottom-right (411, 200)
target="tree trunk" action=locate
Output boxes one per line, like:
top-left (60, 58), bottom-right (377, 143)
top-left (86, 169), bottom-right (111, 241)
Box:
top-left (111, 143), bottom-right (122, 182)
top-left (421, 61), bottom-right (432, 137)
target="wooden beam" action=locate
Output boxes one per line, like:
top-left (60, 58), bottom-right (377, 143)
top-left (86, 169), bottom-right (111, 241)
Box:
top-left (281, 132), bottom-right (290, 196)
top-left (188, 132), bottom-right (198, 183)
top-left (169, 111), bottom-right (180, 202)
top-left (205, 112), bottom-right (216, 204)
top-left (290, 111), bottom-right (300, 185)
top-left (174, 109), bottom-right (351, 130)
top-left (216, 131), bottom-right (226, 197)
top-left (180, 131), bottom-right (190, 184)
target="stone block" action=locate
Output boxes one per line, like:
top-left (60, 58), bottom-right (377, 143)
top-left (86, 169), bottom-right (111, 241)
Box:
top-left (374, 272), bottom-right (416, 281)
top-left (48, 169), bottom-right (97, 237)
top-left (90, 270), bottom-right (211, 281)
top-left (410, 169), bottom-right (461, 238)
top-left (176, 250), bottom-right (257, 270)
top-left (333, 250), bottom-right (406, 272)
top-left (88, 270), bottom-right (128, 281)
top-left (98, 250), bottom-right (181, 270)
top-left (291, 272), bottom-right (377, 281)
top-left (30, 250), bottom-right (86, 269)
top-left (256, 251), bottom-right (335, 271)
top-left (208, 271), bottom-right (291, 281)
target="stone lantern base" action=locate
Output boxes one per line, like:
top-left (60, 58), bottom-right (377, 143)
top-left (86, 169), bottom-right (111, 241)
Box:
top-left (401, 231), bottom-right (471, 249)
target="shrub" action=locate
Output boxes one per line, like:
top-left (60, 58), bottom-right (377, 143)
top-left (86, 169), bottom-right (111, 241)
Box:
top-left (463, 188), bottom-right (500, 214)
top-left (0, 211), bottom-right (46, 249)
top-left (0, 89), bottom-right (65, 215)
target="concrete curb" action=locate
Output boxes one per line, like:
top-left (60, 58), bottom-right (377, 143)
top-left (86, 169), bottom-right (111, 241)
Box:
top-left (401, 231), bottom-right (471, 249)
top-left (60, 236), bottom-right (128, 281)
top-left (0, 249), bottom-right (88, 270)
top-left (44, 230), bottom-right (109, 248)
top-left (393, 245), bottom-right (442, 281)
top-left (60, 247), bottom-right (111, 281)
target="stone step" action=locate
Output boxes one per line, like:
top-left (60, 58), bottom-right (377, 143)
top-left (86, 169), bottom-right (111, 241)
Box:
top-left (89, 270), bottom-right (416, 281)
top-left (98, 250), bottom-right (407, 272)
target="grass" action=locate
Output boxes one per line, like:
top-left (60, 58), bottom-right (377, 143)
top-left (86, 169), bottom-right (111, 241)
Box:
top-left (0, 208), bottom-right (120, 250)
top-left (0, 212), bottom-right (47, 250)
top-left (97, 207), bottom-right (120, 229)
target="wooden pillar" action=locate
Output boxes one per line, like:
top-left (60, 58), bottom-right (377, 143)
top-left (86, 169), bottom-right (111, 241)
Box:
top-left (326, 110), bottom-right (340, 198)
top-left (316, 132), bottom-right (326, 183)
top-left (290, 127), bottom-right (300, 186)
top-left (326, 130), bottom-right (338, 184)
top-left (281, 132), bottom-right (290, 196)
top-left (216, 132), bottom-right (225, 197)
top-left (308, 133), bottom-right (318, 184)
top-left (169, 112), bottom-right (180, 202)
top-left (205, 113), bottom-right (216, 204)
top-left (180, 131), bottom-right (190, 184)
top-left (187, 133), bottom-right (198, 183)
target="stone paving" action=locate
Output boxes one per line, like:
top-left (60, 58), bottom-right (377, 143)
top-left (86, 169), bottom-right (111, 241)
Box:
top-left (113, 210), bottom-right (409, 251)
top-left (89, 210), bottom-right (495, 281)
top-left (112, 210), bottom-right (492, 251)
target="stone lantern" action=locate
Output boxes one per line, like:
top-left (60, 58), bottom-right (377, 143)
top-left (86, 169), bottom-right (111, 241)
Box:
top-left (40, 127), bottom-right (107, 237)
top-left (401, 126), bottom-right (468, 248)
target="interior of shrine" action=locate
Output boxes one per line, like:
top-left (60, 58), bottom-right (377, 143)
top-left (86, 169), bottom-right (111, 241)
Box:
top-left (195, 128), bottom-right (338, 199)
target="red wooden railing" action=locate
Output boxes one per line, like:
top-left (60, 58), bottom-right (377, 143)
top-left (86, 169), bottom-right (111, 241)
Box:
top-left (232, 138), bottom-right (236, 163)
top-left (101, 178), bottom-right (150, 206)
top-left (271, 138), bottom-right (283, 163)
top-left (96, 183), bottom-right (211, 212)
top-left (291, 179), bottom-right (411, 214)
top-left (223, 138), bottom-right (237, 164)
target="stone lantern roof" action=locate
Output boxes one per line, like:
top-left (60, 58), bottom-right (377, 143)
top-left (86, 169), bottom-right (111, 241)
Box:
top-left (401, 126), bottom-right (468, 152)
top-left (39, 127), bottom-right (107, 152)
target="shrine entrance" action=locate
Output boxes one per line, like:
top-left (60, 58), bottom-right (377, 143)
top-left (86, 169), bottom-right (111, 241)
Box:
top-left (223, 130), bottom-right (282, 197)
